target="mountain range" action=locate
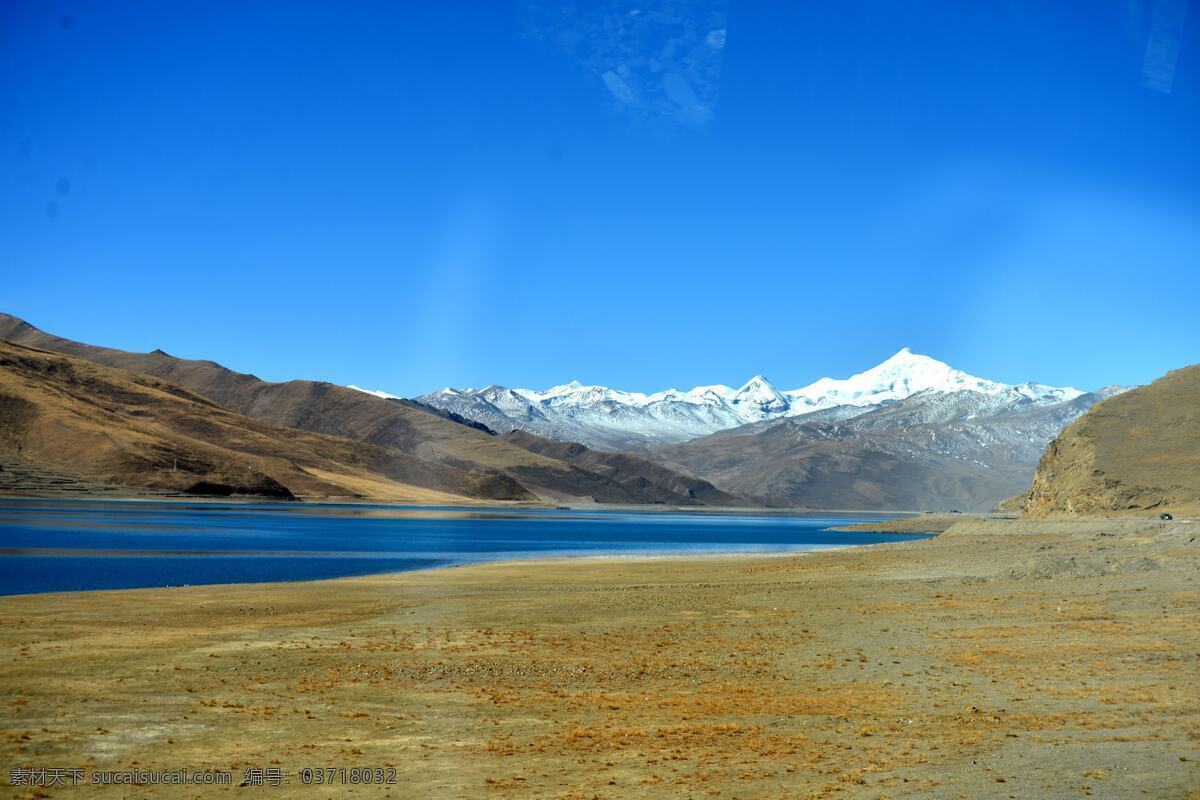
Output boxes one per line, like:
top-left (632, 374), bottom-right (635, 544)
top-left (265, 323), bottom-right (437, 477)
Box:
top-left (406, 350), bottom-right (1125, 510)
top-left (0, 313), bottom-right (1138, 512)
top-left (0, 314), bottom-right (736, 506)
top-left (0, 338), bottom-right (530, 502)
top-left (648, 384), bottom-right (1124, 511)
top-left (413, 349), bottom-right (1092, 451)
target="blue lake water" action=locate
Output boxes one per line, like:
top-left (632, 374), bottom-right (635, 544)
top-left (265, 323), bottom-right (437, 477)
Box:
top-left (0, 499), bottom-right (930, 595)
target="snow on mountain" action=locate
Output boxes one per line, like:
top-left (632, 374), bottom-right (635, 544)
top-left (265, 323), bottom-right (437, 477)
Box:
top-left (729, 375), bottom-right (791, 419)
top-left (348, 385), bottom-right (402, 400)
top-left (408, 349), bottom-right (1088, 450)
top-left (788, 348), bottom-right (1005, 410)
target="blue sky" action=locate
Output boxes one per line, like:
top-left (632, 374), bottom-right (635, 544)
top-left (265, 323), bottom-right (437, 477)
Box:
top-left (2, 1), bottom-right (1197, 395)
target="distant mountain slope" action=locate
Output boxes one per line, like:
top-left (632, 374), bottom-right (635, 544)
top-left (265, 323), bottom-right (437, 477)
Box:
top-left (647, 387), bottom-right (1122, 512)
top-left (1021, 364), bottom-right (1200, 517)
top-left (500, 430), bottom-right (738, 505)
top-left (0, 340), bottom-right (531, 502)
top-left (416, 349), bottom-right (1084, 450)
top-left (0, 314), bottom-right (731, 506)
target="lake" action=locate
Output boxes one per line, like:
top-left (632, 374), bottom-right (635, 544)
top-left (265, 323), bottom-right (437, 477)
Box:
top-left (0, 499), bottom-right (930, 595)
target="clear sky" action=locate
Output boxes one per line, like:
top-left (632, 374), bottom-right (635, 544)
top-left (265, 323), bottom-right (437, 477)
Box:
top-left (2, 1), bottom-right (1197, 395)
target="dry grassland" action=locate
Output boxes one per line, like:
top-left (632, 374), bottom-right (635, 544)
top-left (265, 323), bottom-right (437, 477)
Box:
top-left (2, 518), bottom-right (1198, 798)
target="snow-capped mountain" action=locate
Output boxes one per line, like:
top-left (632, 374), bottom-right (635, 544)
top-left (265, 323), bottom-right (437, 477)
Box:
top-left (401, 349), bottom-right (1088, 450)
top-left (782, 348), bottom-right (1081, 411)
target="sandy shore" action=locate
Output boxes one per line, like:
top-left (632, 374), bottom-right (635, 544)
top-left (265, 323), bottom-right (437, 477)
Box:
top-left (2, 518), bottom-right (1198, 798)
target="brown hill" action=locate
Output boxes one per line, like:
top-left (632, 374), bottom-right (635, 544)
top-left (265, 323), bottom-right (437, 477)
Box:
top-left (501, 430), bottom-right (738, 505)
top-left (1022, 364), bottom-right (1200, 517)
top-left (0, 314), bottom-right (731, 506)
top-left (0, 340), bottom-right (533, 502)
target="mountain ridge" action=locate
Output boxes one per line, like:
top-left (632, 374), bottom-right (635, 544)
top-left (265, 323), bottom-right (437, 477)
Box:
top-left (0, 313), bottom-right (740, 507)
top-left (415, 349), bottom-right (1088, 450)
top-left (0, 338), bottom-right (533, 502)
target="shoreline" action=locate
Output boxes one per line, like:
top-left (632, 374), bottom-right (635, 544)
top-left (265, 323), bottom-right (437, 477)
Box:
top-left (3, 516), bottom-right (1196, 797)
top-left (0, 536), bottom-right (935, 600)
top-left (0, 489), bottom-right (931, 517)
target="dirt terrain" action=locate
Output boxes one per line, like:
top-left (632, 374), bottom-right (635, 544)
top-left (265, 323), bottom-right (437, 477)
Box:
top-left (2, 517), bottom-right (1197, 798)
